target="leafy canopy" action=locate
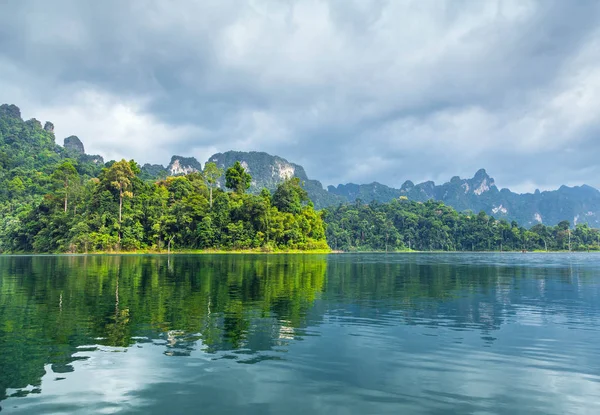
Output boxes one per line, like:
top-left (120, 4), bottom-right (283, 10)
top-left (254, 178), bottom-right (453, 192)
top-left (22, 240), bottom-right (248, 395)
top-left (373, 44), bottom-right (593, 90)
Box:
top-left (225, 161), bottom-right (251, 194)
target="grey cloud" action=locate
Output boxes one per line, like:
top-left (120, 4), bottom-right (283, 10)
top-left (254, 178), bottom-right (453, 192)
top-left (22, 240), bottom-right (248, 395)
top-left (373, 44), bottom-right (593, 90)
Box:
top-left (1, 0), bottom-right (599, 191)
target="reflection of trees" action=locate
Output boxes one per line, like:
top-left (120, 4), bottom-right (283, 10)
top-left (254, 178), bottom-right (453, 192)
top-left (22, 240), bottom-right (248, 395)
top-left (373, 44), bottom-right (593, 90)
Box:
top-left (0, 254), bottom-right (327, 400)
top-left (1, 254), bottom-right (598, 401)
top-left (323, 255), bottom-right (600, 337)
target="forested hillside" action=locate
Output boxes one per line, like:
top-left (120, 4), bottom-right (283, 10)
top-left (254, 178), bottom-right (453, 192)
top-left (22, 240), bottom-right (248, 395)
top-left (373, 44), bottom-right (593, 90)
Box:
top-left (323, 198), bottom-right (600, 252)
top-left (0, 105), bottom-right (327, 253)
top-left (1, 103), bottom-right (599, 253)
top-left (3, 159), bottom-right (328, 253)
top-left (329, 169), bottom-right (600, 227)
top-left (0, 104), bottom-right (105, 250)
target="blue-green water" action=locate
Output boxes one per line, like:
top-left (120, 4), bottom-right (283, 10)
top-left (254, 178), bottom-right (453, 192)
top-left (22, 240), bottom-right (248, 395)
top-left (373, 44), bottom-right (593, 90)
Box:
top-left (1, 253), bottom-right (599, 414)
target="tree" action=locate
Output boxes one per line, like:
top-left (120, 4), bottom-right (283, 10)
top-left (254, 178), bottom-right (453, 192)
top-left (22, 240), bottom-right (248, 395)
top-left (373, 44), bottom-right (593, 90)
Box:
top-left (6, 176), bottom-right (25, 197)
top-left (51, 161), bottom-right (79, 213)
top-left (102, 159), bottom-right (135, 225)
top-left (272, 177), bottom-right (308, 214)
top-left (225, 161), bottom-right (251, 194)
top-left (203, 162), bottom-right (223, 208)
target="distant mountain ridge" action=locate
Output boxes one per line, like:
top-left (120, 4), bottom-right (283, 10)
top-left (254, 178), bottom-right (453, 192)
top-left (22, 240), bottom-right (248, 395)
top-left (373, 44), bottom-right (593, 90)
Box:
top-left (141, 150), bottom-right (600, 227)
top-left (330, 169), bottom-right (600, 227)
top-left (3, 102), bottom-right (597, 228)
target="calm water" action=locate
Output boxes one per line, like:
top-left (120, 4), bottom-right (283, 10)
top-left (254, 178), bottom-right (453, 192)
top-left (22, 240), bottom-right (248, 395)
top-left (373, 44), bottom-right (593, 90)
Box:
top-left (1, 254), bottom-right (600, 414)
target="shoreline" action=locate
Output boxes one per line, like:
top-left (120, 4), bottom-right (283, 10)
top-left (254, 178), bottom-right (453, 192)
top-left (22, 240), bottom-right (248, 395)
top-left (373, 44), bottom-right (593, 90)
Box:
top-left (0, 249), bottom-right (334, 256)
top-left (1, 249), bottom-right (598, 256)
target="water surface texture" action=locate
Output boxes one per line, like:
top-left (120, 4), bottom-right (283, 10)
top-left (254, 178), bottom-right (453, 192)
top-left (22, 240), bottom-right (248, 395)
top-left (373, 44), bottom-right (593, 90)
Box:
top-left (1, 253), bottom-right (599, 414)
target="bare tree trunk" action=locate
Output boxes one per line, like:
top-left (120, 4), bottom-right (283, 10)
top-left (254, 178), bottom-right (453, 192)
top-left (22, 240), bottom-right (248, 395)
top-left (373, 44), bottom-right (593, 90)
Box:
top-left (209, 187), bottom-right (213, 208)
top-left (168, 236), bottom-right (175, 255)
top-left (118, 191), bottom-right (123, 248)
top-left (64, 178), bottom-right (69, 213)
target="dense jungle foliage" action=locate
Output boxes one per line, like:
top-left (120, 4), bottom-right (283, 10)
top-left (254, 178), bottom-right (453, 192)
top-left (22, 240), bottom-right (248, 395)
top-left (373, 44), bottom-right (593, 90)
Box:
top-left (0, 105), bottom-right (327, 252)
top-left (1, 103), bottom-right (598, 253)
top-left (323, 198), bottom-right (600, 252)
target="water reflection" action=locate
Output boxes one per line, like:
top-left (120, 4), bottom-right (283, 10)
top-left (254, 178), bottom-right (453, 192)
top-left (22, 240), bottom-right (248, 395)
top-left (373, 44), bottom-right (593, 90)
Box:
top-left (0, 253), bottom-right (599, 414)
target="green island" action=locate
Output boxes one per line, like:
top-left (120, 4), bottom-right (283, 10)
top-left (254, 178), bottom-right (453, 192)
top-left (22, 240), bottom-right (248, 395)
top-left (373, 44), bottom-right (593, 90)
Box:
top-left (1, 103), bottom-right (599, 254)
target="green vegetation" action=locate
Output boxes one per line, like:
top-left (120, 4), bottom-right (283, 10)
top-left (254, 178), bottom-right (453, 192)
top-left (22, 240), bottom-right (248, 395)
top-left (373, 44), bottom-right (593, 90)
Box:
top-left (0, 254), bottom-right (328, 399)
top-left (2, 103), bottom-right (599, 254)
top-left (4, 160), bottom-right (328, 253)
top-left (323, 198), bottom-right (600, 252)
top-left (0, 105), bottom-right (328, 253)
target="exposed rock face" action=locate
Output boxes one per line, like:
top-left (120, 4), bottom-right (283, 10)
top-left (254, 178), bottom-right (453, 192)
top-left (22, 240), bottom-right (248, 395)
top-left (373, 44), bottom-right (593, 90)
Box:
top-left (492, 205), bottom-right (508, 215)
top-left (167, 156), bottom-right (201, 176)
top-left (0, 104), bottom-right (21, 120)
top-left (207, 151), bottom-right (345, 208)
top-left (44, 121), bottom-right (54, 133)
top-left (208, 151), bottom-right (305, 191)
top-left (64, 136), bottom-right (85, 155)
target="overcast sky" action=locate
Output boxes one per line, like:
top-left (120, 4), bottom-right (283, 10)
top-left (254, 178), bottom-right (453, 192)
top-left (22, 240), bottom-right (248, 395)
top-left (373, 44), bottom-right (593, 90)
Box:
top-left (1, 0), bottom-right (600, 192)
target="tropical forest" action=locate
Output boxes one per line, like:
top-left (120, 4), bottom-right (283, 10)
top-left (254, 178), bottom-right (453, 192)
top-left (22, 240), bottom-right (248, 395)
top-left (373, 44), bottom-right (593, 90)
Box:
top-left (1, 103), bottom-right (599, 253)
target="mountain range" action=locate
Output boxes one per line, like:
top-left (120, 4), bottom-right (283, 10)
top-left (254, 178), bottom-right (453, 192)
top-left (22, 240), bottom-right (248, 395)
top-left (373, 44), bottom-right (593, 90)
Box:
top-left (2, 103), bottom-right (599, 228)
top-left (143, 151), bottom-right (600, 227)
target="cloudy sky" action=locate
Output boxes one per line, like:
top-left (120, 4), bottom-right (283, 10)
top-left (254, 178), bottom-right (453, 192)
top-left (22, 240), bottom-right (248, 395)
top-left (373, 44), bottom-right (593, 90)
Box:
top-left (1, 0), bottom-right (600, 192)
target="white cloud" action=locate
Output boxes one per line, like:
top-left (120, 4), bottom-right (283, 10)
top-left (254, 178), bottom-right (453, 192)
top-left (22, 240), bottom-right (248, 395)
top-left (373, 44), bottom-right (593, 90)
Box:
top-left (29, 89), bottom-right (203, 165)
top-left (1, 0), bottom-right (600, 190)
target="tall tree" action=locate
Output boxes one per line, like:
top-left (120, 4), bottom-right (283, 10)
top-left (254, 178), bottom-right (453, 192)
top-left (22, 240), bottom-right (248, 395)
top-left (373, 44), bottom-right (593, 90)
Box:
top-left (103, 159), bottom-right (135, 225)
top-left (203, 162), bottom-right (223, 208)
top-left (51, 161), bottom-right (79, 213)
top-left (225, 161), bottom-right (251, 194)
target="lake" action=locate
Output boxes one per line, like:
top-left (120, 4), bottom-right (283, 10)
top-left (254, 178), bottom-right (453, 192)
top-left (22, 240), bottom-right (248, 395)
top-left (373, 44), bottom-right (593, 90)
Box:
top-left (0, 253), bottom-right (599, 414)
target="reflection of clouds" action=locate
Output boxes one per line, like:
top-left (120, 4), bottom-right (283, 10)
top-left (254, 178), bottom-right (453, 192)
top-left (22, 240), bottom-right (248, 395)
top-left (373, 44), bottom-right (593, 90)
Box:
top-left (4, 346), bottom-right (168, 413)
top-left (3, 253), bottom-right (600, 414)
top-left (278, 321), bottom-right (295, 340)
top-left (4, 312), bottom-right (600, 414)
top-left (275, 318), bottom-right (600, 414)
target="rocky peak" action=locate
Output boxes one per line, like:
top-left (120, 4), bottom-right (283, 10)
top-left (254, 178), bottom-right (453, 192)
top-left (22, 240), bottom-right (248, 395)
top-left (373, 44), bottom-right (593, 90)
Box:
top-left (473, 168), bottom-right (489, 181)
top-left (44, 121), bottom-right (54, 133)
top-left (469, 168), bottom-right (496, 196)
top-left (167, 156), bottom-right (201, 176)
top-left (419, 181), bottom-right (436, 192)
top-left (0, 104), bottom-right (22, 120)
top-left (64, 136), bottom-right (85, 155)
top-left (26, 118), bottom-right (42, 129)
top-left (207, 151), bottom-right (309, 190)
top-left (204, 151), bottom-right (344, 208)
top-left (400, 180), bottom-right (415, 191)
